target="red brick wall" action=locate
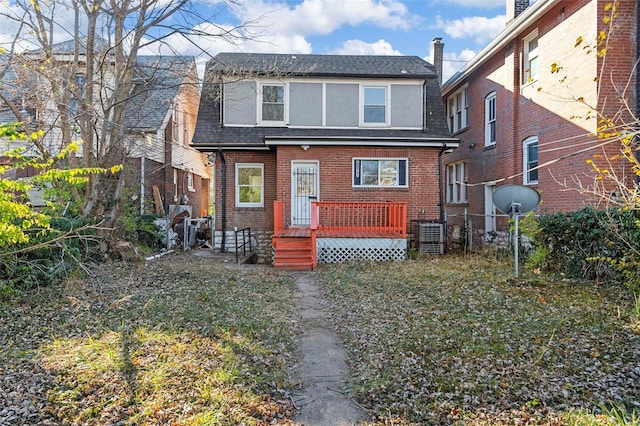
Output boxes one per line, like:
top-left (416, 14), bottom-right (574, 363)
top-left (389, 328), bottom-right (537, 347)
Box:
top-left (445, 0), bottom-right (637, 235)
top-left (213, 146), bottom-right (445, 233)
top-left (214, 150), bottom-right (277, 231)
top-left (276, 146), bottom-right (444, 231)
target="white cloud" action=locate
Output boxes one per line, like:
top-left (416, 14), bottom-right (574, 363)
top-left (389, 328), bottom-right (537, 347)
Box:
top-left (425, 46), bottom-right (476, 82)
top-left (432, 0), bottom-right (504, 8)
top-left (330, 39), bottom-right (402, 55)
top-left (434, 14), bottom-right (505, 45)
top-left (229, 0), bottom-right (418, 36)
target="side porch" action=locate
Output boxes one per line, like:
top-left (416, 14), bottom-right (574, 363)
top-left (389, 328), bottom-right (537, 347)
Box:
top-left (272, 200), bottom-right (408, 271)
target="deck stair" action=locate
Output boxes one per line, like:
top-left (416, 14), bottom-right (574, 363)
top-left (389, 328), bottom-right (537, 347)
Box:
top-left (273, 232), bottom-right (314, 271)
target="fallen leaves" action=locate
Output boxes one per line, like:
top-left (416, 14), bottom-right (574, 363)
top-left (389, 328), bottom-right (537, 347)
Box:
top-left (318, 255), bottom-right (640, 425)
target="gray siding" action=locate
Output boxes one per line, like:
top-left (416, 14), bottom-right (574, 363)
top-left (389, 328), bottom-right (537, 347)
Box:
top-left (290, 82), bottom-right (322, 126)
top-left (223, 80), bottom-right (257, 125)
top-left (326, 83), bottom-right (358, 127)
top-left (391, 84), bottom-right (423, 128)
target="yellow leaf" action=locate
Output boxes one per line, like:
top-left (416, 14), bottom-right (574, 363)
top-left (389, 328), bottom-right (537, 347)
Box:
top-left (574, 36), bottom-right (584, 47)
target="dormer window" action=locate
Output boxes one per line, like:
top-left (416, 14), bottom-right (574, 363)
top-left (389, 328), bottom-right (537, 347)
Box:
top-left (361, 86), bottom-right (389, 126)
top-left (260, 83), bottom-right (285, 124)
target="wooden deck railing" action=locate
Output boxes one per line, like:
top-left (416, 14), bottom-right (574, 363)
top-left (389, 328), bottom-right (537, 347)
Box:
top-left (310, 201), bottom-right (407, 237)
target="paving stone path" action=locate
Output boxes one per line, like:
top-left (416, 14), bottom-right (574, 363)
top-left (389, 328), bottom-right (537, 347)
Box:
top-left (291, 272), bottom-right (369, 426)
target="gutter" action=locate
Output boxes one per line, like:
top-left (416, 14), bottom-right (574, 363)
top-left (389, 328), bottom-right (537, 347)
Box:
top-left (442, 0), bottom-right (562, 94)
top-left (218, 147), bottom-right (227, 252)
top-left (438, 144), bottom-right (447, 224)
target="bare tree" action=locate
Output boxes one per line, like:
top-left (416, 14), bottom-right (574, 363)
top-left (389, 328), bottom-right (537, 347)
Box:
top-left (0, 0), bottom-right (251, 230)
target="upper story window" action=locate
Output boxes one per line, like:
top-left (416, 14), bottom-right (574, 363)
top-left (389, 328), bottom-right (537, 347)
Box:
top-left (260, 83), bottom-right (285, 124)
top-left (353, 158), bottom-right (407, 188)
top-left (361, 86), bottom-right (388, 125)
top-left (446, 161), bottom-right (467, 203)
top-left (447, 86), bottom-right (468, 133)
top-left (523, 30), bottom-right (539, 84)
top-left (235, 163), bottom-right (264, 207)
top-left (523, 136), bottom-right (539, 185)
top-left (68, 74), bottom-right (86, 119)
top-left (484, 92), bottom-right (496, 146)
top-left (172, 105), bottom-right (181, 144)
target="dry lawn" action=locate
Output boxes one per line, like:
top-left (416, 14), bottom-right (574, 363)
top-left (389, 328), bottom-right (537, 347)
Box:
top-left (1, 250), bottom-right (639, 425)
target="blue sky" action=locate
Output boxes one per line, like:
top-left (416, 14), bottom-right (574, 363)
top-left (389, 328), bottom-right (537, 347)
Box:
top-left (170, 0), bottom-right (511, 81)
top-left (0, 0), bottom-right (517, 82)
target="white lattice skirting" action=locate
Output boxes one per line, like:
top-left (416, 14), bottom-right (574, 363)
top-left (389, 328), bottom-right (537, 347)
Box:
top-left (316, 238), bottom-right (407, 263)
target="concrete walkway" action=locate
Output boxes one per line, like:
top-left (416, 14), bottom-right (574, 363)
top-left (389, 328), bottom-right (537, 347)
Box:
top-left (291, 273), bottom-right (369, 426)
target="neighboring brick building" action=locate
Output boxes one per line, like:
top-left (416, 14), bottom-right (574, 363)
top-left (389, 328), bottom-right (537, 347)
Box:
top-left (192, 52), bottom-right (458, 267)
top-left (441, 0), bottom-right (638, 248)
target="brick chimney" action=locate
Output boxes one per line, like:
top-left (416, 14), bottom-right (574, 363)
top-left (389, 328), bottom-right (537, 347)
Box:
top-left (506, 0), bottom-right (530, 23)
top-left (432, 37), bottom-right (444, 86)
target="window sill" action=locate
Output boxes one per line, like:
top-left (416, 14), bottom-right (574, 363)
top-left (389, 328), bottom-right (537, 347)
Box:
top-left (451, 126), bottom-right (469, 136)
top-left (483, 144), bottom-right (496, 151)
top-left (235, 206), bottom-right (265, 210)
top-left (352, 186), bottom-right (409, 191)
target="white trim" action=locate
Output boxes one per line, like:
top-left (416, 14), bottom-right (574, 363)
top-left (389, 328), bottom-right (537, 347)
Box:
top-left (523, 136), bottom-right (539, 185)
top-left (352, 157), bottom-right (408, 188)
top-left (484, 92), bottom-right (496, 146)
top-left (442, 0), bottom-right (562, 94)
top-left (235, 163), bottom-right (264, 208)
top-left (291, 160), bottom-right (320, 226)
top-left (264, 138), bottom-right (459, 148)
top-left (447, 85), bottom-right (469, 133)
top-left (446, 161), bottom-right (467, 203)
top-left (484, 183), bottom-right (497, 238)
top-left (360, 84), bottom-right (390, 127)
top-left (523, 29), bottom-right (539, 84)
top-left (257, 82), bottom-right (287, 126)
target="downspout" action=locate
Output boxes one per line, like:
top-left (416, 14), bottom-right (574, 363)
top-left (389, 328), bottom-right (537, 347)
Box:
top-left (218, 147), bottom-right (227, 252)
top-left (438, 143), bottom-right (447, 224)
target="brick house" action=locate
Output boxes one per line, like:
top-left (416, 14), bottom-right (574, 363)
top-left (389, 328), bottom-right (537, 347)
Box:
top-left (121, 56), bottom-right (211, 218)
top-left (441, 0), bottom-right (638, 248)
top-left (191, 51), bottom-right (458, 269)
top-left (0, 41), bottom-right (211, 219)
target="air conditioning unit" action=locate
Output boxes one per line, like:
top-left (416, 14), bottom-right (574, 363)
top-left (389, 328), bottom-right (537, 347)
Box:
top-left (413, 221), bottom-right (444, 255)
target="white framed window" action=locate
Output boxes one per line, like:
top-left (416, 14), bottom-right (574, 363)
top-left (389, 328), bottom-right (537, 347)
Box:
top-left (447, 86), bottom-right (468, 133)
top-left (353, 158), bottom-right (408, 188)
top-left (523, 136), bottom-right (539, 185)
top-left (361, 86), bottom-right (389, 125)
top-left (235, 163), bottom-right (264, 207)
top-left (173, 169), bottom-right (178, 202)
top-left (523, 30), bottom-right (539, 84)
top-left (187, 172), bottom-right (194, 192)
top-left (259, 83), bottom-right (285, 124)
top-left (172, 105), bottom-right (181, 144)
top-left (484, 92), bottom-right (496, 146)
top-left (446, 162), bottom-right (467, 203)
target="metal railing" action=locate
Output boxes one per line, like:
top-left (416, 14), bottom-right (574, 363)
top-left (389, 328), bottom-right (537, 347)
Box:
top-left (234, 227), bottom-right (252, 262)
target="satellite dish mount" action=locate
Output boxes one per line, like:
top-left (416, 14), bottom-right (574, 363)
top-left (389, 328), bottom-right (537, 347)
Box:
top-left (492, 185), bottom-right (541, 277)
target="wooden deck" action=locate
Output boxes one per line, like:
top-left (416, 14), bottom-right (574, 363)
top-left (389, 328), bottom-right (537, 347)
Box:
top-left (276, 227), bottom-right (403, 239)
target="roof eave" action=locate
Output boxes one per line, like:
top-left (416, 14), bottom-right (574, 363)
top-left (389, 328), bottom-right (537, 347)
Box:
top-left (441, 0), bottom-right (563, 95)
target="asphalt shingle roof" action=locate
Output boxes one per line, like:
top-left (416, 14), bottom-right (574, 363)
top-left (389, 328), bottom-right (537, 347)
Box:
top-left (192, 53), bottom-right (453, 149)
top-left (0, 53), bottom-right (195, 132)
top-left (123, 56), bottom-right (195, 131)
top-left (207, 53), bottom-right (437, 79)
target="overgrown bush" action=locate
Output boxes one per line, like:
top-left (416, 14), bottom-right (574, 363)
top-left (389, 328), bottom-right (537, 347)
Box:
top-left (527, 207), bottom-right (640, 292)
top-left (0, 217), bottom-right (102, 292)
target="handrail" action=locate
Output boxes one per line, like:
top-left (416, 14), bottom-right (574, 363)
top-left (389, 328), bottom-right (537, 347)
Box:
top-left (311, 201), bottom-right (407, 238)
top-left (234, 227), bottom-right (252, 262)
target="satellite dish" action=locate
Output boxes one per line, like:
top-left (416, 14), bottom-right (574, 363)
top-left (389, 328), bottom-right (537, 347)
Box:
top-left (493, 184), bottom-right (540, 215)
top-left (492, 184), bottom-right (541, 278)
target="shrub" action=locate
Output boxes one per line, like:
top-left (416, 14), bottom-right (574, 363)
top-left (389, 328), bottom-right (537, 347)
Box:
top-left (529, 207), bottom-right (640, 292)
